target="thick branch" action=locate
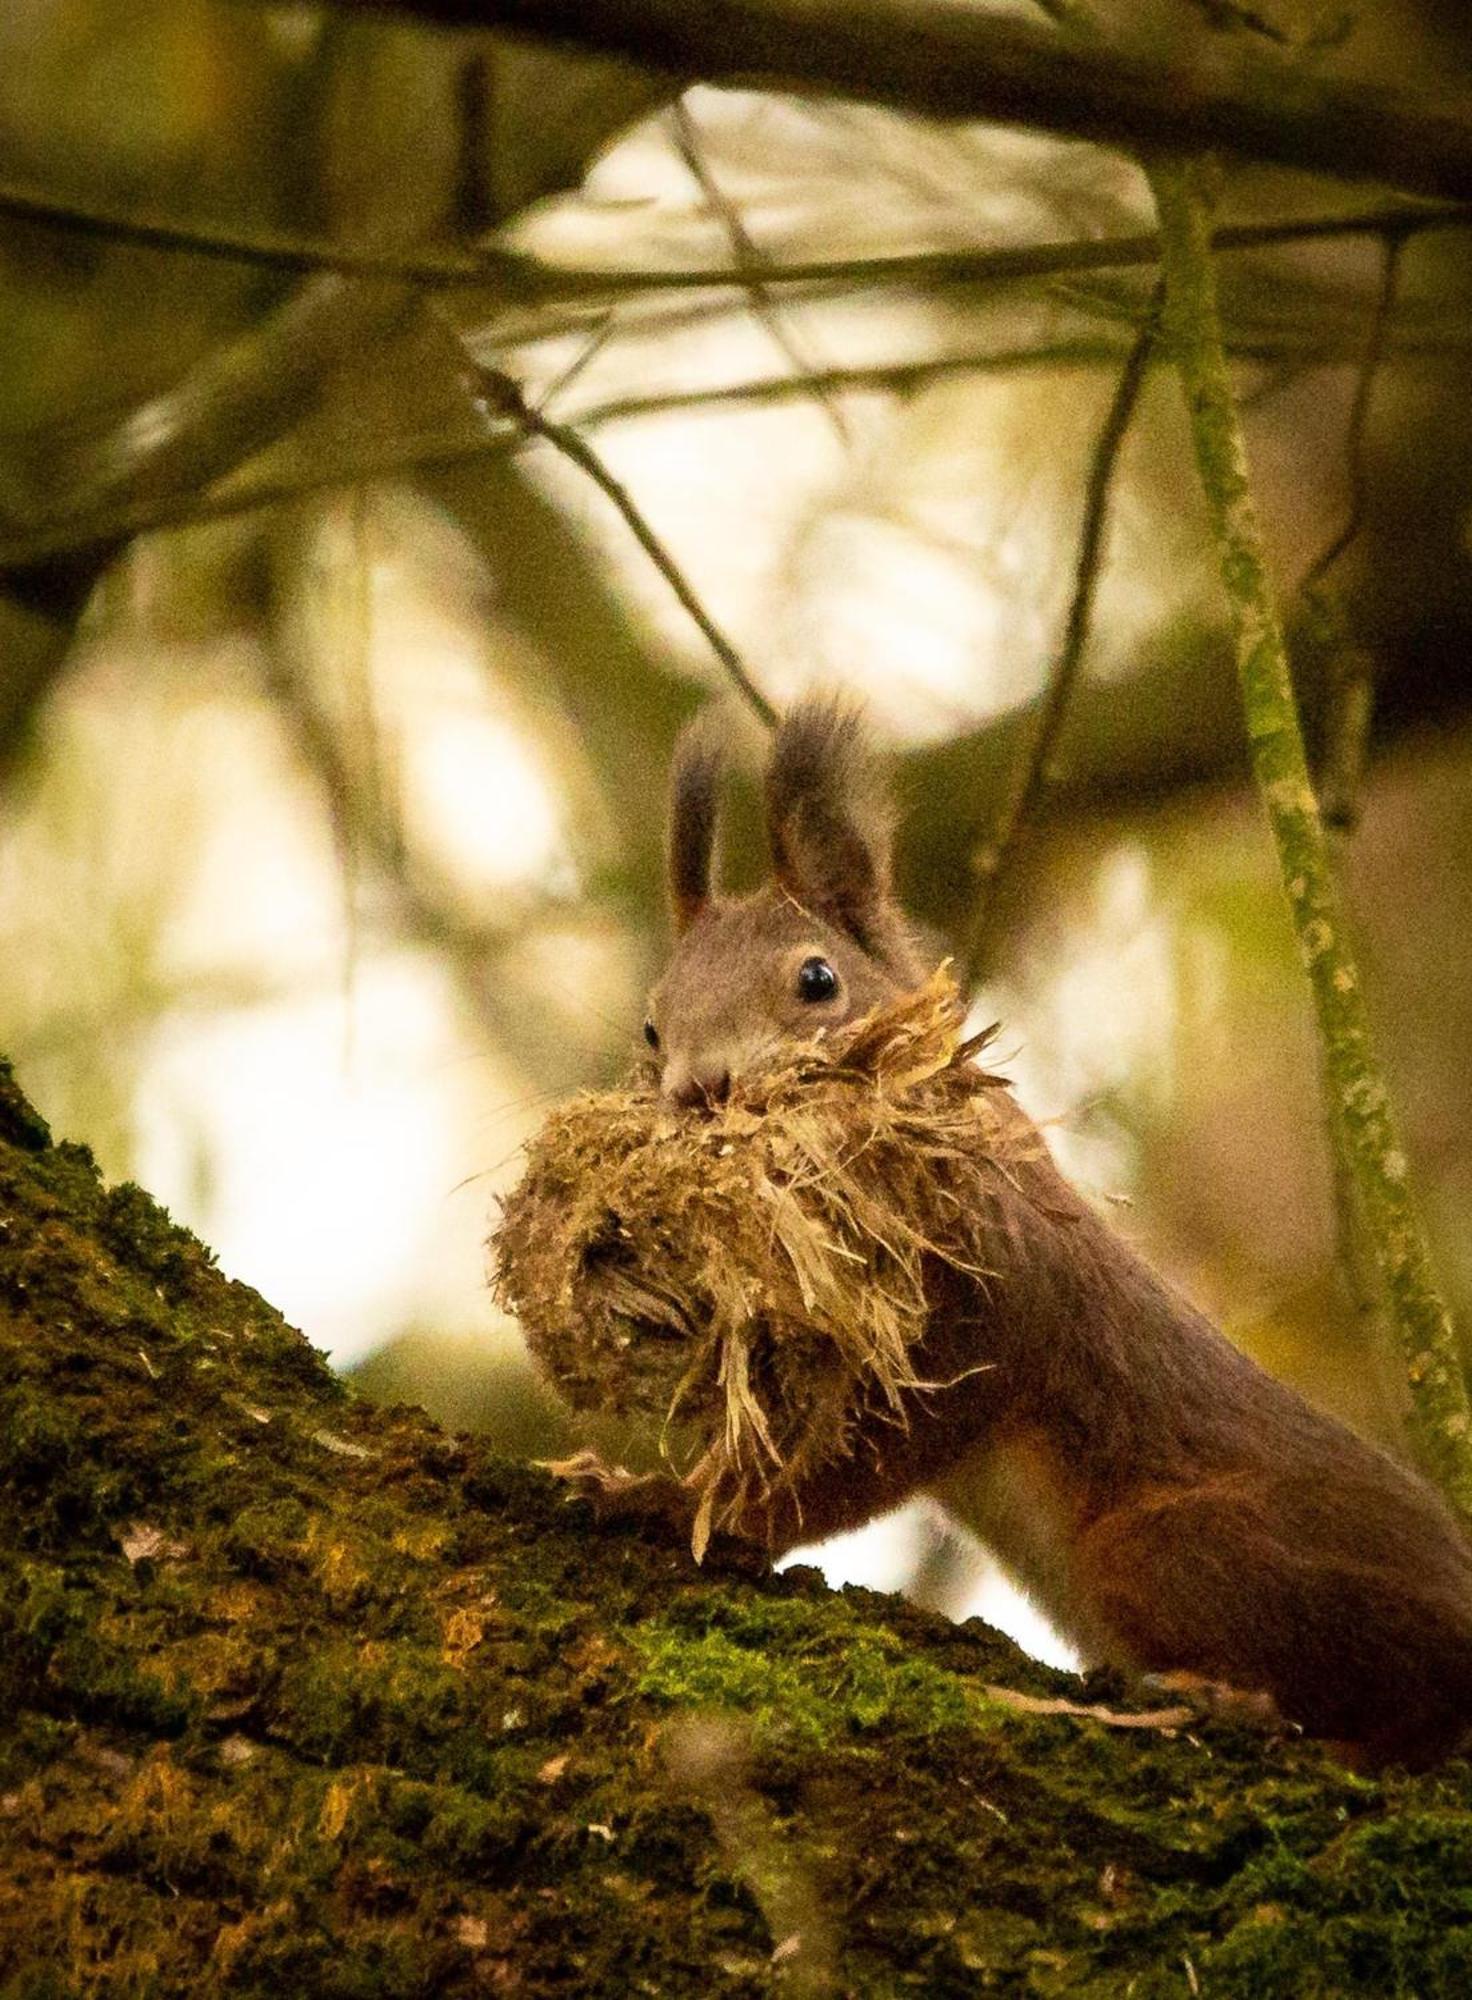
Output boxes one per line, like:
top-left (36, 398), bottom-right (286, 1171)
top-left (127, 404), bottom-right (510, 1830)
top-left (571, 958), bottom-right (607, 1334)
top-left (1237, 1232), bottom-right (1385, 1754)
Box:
top-left (281, 0), bottom-right (1472, 202)
top-left (1, 1060), bottom-right (1464, 1991)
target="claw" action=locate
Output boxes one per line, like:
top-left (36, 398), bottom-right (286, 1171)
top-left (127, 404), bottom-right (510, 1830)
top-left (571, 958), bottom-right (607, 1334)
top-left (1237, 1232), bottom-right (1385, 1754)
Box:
top-left (1138, 1671), bottom-right (1293, 1734)
top-left (537, 1451), bottom-right (695, 1533)
top-left (538, 1448), bottom-right (631, 1495)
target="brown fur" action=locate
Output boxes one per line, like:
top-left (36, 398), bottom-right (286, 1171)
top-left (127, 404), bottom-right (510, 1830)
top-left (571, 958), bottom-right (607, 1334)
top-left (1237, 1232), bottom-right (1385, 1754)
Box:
top-left (765, 699), bottom-right (921, 982)
top-left (648, 697), bottom-right (1472, 1768)
top-left (667, 714), bottom-right (724, 935)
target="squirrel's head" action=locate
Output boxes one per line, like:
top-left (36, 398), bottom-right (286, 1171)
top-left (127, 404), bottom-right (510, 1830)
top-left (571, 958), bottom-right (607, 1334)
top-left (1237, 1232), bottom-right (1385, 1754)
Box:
top-left (646, 699), bottom-right (927, 1107)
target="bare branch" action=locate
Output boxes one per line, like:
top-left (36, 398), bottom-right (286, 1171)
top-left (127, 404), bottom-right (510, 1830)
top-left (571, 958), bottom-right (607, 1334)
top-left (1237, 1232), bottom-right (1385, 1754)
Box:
top-left (579, 340), bottom-right (1128, 424)
top-left (0, 309), bottom-right (1462, 579)
top-left (1301, 229), bottom-right (1407, 597)
top-left (0, 170), bottom-right (519, 286)
top-left (959, 298), bottom-right (1158, 989)
top-left (670, 98), bottom-right (850, 443)
top-left (471, 364), bottom-right (778, 725)
top-left (440, 202), bottom-right (1472, 300)
top-left (1148, 151), bottom-right (1472, 1515)
top-left (0, 421), bottom-right (517, 573)
top-left (0, 165), bottom-right (1464, 306)
top-left (288, 0), bottom-right (1472, 202)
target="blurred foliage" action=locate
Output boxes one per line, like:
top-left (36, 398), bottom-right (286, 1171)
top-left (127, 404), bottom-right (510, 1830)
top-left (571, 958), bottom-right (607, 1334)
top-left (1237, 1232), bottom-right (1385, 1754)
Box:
top-left (2, 0), bottom-right (1472, 1609)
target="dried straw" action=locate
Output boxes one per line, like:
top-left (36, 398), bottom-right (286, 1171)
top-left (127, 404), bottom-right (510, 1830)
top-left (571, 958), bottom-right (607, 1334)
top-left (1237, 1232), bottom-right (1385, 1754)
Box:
top-left (491, 968), bottom-right (1045, 1557)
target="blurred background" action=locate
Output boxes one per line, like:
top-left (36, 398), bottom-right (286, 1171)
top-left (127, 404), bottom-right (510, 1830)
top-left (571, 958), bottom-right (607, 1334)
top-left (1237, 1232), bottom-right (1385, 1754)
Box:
top-left (2, 0), bottom-right (1471, 1665)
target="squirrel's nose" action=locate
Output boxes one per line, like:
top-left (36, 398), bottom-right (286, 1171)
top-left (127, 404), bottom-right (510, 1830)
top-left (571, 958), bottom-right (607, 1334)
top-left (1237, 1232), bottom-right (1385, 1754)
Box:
top-left (663, 1058), bottom-right (731, 1108)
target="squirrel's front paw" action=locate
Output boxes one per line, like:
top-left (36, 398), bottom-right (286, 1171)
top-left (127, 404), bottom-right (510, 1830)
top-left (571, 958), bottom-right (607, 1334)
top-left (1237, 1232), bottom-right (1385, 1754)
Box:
top-left (539, 1450), bottom-right (694, 1530)
top-left (539, 1447), bottom-right (636, 1500)
top-left (1138, 1671), bottom-right (1294, 1736)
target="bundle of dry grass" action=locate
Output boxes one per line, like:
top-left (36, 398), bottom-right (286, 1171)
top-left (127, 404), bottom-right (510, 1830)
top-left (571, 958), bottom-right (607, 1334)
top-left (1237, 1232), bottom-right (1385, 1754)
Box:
top-left (492, 969), bottom-right (1044, 1556)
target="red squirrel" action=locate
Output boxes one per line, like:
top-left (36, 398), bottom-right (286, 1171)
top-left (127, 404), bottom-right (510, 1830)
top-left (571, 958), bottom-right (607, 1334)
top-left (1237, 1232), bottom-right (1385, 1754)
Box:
top-left (575, 697), bottom-right (1472, 1767)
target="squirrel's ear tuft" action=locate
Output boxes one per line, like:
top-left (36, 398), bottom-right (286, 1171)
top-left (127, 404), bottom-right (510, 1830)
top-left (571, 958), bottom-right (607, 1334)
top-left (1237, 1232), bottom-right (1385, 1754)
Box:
top-left (766, 697), bottom-right (895, 952)
top-left (668, 715), bottom-right (724, 933)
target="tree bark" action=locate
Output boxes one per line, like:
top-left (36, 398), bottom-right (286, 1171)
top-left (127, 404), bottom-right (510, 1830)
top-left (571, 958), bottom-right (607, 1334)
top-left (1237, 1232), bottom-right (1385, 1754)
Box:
top-left (288, 0), bottom-right (1472, 201)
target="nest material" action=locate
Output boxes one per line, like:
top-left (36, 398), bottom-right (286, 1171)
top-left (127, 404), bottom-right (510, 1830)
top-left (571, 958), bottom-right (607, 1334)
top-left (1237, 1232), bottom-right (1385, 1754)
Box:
top-left (491, 969), bottom-right (1046, 1557)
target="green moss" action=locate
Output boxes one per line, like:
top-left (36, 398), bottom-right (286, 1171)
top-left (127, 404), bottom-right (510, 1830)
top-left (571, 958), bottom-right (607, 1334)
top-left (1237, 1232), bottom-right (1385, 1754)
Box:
top-left (1199, 1802), bottom-right (1472, 1996)
top-left (3, 1047), bottom-right (1472, 1996)
top-left (222, 1496), bottom-right (315, 1580)
top-left (631, 1594), bottom-right (975, 1745)
top-left (0, 1054), bottom-right (51, 1151)
top-left (0, 1378), bottom-right (141, 1548)
top-left (96, 1180), bottom-right (216, 1292)
top-left (0, 1558), bottom-right (77, 1698)
top-left (379, 1775), bottom-right (535, 1873)
top-left (0, 1556), bottom-right (194, 1733)
top-left (274, 1641), bottom-right (483, 1772)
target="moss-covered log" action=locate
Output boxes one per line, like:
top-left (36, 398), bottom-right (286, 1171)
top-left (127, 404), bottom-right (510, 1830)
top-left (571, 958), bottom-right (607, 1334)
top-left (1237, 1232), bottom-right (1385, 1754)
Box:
top-left (2, 1056), bottom-right (1472, 1997)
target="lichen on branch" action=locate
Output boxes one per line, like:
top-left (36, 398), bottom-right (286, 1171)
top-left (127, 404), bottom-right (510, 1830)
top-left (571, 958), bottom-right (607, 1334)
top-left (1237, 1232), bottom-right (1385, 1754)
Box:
top-left (1146, 154), bottom-right (1472, 1517)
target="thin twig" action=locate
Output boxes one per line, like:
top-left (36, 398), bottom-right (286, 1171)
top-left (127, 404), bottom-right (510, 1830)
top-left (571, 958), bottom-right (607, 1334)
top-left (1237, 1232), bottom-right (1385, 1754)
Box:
top-left (538, 311), bottom-right (621, 410)
top-left (0, 347), bottom-right (1156, 573)
top-left (472, 366), bottom-right (778, 726)
top-left (0, 170), bottom-right (514, 285)
top-left (670, 100), bottom-right (849, 444)
top-left (983, 1685), bottom-right (1196, 1732)
top-left (485, 201), bottom-right (1470, 300)
top-left (960, 297), bottom-right (1159, 989)
top-left (1301, 230), bottom-right (1406, 599)
top-left (0, 167), bottom-right (1465, 300)
top-left (0, 354), bottom-right (1127, 572)
top-left (1147, 153), bottom-right (1472, 1518)
top-left (580, 339), bottom-right (1127, 426)
top-left (564, 306), bottom-right (1469, 417)
top-left (0, 422), bottom-right (518, 573)
top-left (2, 314), bottom-right (1462, 581)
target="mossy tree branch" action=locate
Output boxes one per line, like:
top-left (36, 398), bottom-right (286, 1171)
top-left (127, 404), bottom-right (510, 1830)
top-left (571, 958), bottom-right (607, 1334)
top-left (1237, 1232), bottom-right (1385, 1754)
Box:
top-left (3, 1055), bottom-right (1472, 1992)
top-left (1146, 154), bottom-right (1472, 1516)
top-left (1300, 235), bottom-right (1404, 1355)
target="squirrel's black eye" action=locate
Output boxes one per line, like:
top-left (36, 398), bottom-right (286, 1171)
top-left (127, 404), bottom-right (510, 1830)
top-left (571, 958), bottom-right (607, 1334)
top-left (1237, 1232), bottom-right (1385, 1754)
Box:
top-left (643, 1019), bottom-right (660, 1050)
top-left (797, 956), bottom-right (839, 1003)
